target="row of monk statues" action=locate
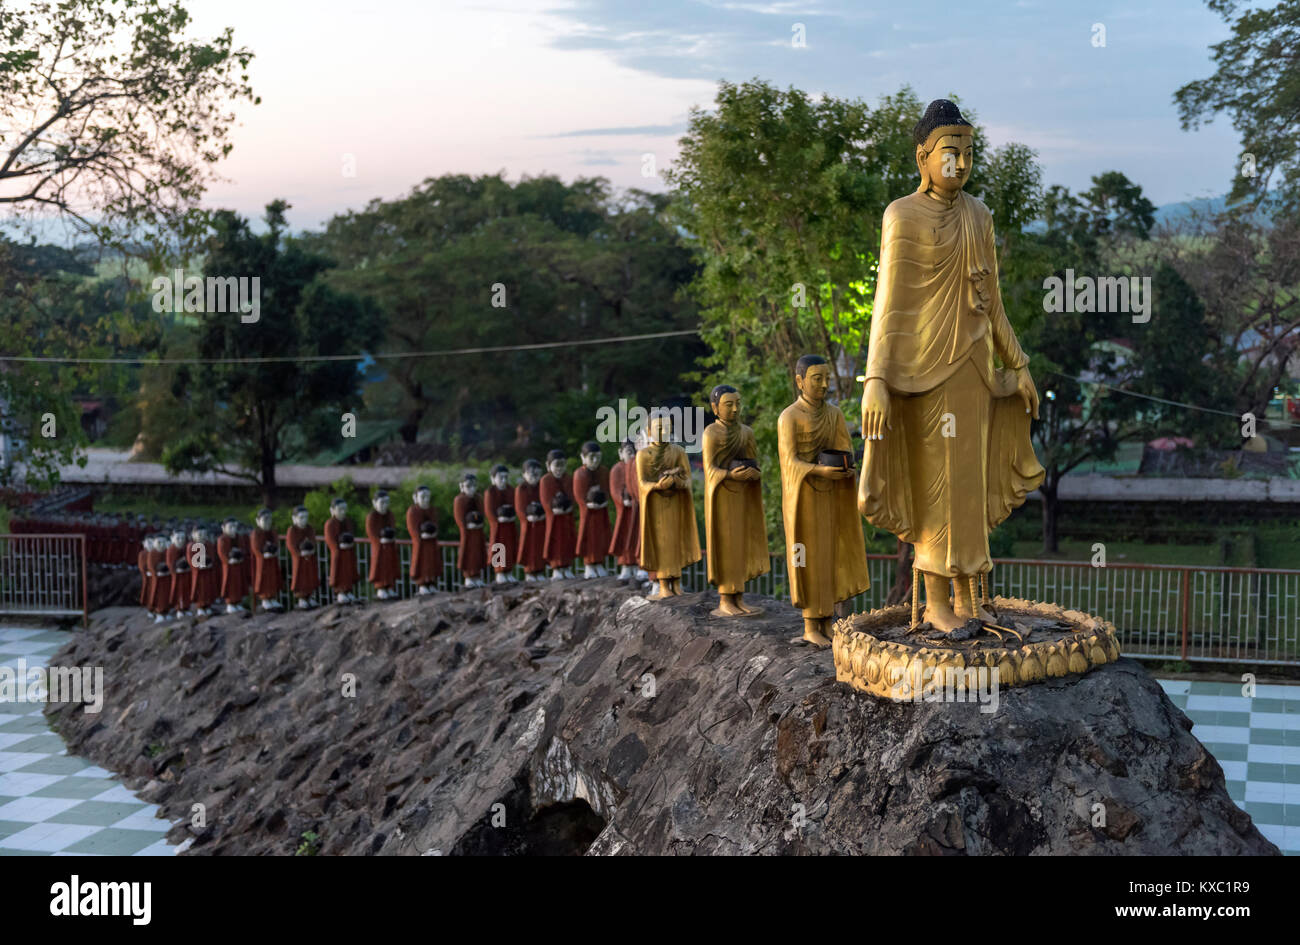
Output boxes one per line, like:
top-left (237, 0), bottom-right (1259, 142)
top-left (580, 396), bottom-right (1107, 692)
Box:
top-left (108, 99), bottom-right (1046, 646)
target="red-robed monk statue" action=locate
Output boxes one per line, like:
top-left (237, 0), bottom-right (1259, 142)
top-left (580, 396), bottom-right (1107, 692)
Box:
top-left (453, 473), bottom-right (488, 588)
top-left (367, 490), bottom-right (401, 600)
top-left (608, 439), bottom-right (642, 583)
top-left (485, 464), bottom-right (518, 585)
top-left (406, 485), bottom-right (441, 595)
top-left (324, 497), bottom-right (359, 605)
top-left (285, 505), bottom-right (320, 609)
top-left (218, 518), bottom-right (249, 614)
top-left (573, 440), bottom-right (612, 579)
top-left (515, 460), bottom-right (547, 582)
top-left (250, 508), bottom-right (284, 612)
top-left (540, 450), bottom-right (577, 581)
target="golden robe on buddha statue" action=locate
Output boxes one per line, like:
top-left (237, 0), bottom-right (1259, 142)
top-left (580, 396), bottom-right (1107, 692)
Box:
top-left (637, 414), bottom-right (701, 599)
top-left (858, 98), bottom-right (1044, 633)
top-left (778, 356), bottom-right (871, 646)
top-left (701, 385), bottom-right (768, 616)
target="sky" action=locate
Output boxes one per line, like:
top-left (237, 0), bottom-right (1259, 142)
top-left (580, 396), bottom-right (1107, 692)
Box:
top-left (185, 0), bottom-right (1241, 231)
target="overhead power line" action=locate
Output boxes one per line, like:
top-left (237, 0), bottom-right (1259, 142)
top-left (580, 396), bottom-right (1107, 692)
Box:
top-left (0, 328), bottom-right (701, 366)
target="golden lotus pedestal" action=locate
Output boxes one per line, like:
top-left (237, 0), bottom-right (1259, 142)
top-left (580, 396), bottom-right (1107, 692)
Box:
top-left (831, 597), bottom-right (1121, 701)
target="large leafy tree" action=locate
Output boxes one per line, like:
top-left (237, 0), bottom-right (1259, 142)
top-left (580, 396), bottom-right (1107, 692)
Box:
top-left (0, 0), bottom-right (256, 487)
top-left (155, 201), bottom-right (381, 506)
top-left (1174, 0), bottom-right (1300, 211)
top-left (308, 173), bottom-right (702, 456)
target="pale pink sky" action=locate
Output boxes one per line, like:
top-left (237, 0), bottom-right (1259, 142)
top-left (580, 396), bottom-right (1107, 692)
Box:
top-left (189, 0), bottom-right (1240, 232)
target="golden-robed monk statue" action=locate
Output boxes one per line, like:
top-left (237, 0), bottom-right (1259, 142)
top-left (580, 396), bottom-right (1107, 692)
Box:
top-left (702, 385), bottom-right (768, 617)
top-left (778, 355), bottom-right (871, 646)
top-left (637, 411), bottom-right (701, 599)
top-left (859, 98), bottom-right (1045, 633)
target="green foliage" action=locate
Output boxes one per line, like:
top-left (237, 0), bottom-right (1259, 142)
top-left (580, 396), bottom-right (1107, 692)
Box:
top-left (304, 173), bottom-right (703, 455)
top-left (295, 830), bottom-right (320, 856)
top-left (154, 201), bottom-right (382, 503)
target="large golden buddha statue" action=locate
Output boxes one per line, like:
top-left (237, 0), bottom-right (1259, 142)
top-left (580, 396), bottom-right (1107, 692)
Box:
top-left (858, 98), bottom-right (1045, 633)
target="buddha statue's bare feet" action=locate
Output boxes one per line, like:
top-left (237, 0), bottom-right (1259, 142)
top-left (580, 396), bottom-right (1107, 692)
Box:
top-left (803, 618), bottom-right (832, 647)
top-left (923, 605), bottom-right (965, 633)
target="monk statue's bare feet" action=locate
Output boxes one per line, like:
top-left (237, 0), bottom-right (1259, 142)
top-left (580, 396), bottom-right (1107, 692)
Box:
top-left (713, 592), bottom-right (762, 618)
top-left (803, 617), bottom-right (832, 647)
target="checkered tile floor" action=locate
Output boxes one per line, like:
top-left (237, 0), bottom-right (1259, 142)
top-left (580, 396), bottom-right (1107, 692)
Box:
top-left (0, 627), bottom-right (181, 856)
top-left (2, 627), bottom-right (1296, 854)
top-left (1160, 679), bottom-right (1299, 855)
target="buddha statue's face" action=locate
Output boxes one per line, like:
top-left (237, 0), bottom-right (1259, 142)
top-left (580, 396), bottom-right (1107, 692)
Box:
top-left (491, 470), bottom-right (508, 491)
top-left (460, 477), bottom-right (477, 497)
top-left (920, 133), bottom-right (972, 197)
top-left (619, 443), bottom-right (635, 463)
top-left (223, 521), bottom-right (237, 537)
top-left (715, 391), bottom-right (741, 423)
top-left (548, 458), bottom-right (565, 479)
top-left (373, 495), bottom-right (389, 514)
top-left (331, 502), bottom-right (347, 520)
top-left (581, 451), bottom-right (600, 470)
top-left (648, 416), bottom-right (671, 444)
top-left (171, 531), bottom-right (185, 546)
top-left (292, 510), bottom-right (309, 528)
top-left (191, 527), bottom-right (203, 543)
top-left (256, 513), bottom-right (272, 531)
top-left (796, 364), bottom-right (830, 404)
top-left (523, 465), bottom-right (541, 486)
top-left (414, 489), bottom-right (431, 509)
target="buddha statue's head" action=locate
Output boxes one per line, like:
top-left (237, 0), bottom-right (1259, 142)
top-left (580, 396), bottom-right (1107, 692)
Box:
top-left (330, 498), bottom-right (348, 520)
top-left (490, 464), bottom-right (509, 491)
top-left (373, 490), bottom-right (390, 514)
top-left (414, 485), bottom-right (431, 509)
top-left (292, 506), bottom-right (309, 529)
top-left (711, 384), bottom-right (741, 423)
top-left (255, 509), bottom-right (273, 531)
top-left (794, 354), bottom-right (830, 405)
top-left (460, 473), bottom-right (478, 497)
top-left (580, 441), bottom-right (601, 470)
top-left (171, 529), bottom-right (186, 547)
top-left (222, 518), bottom-right (238, 538)
top-left (522, 460), bottom-right (543, 486)
top-left (647, 411), bottom-right (672, 445)
top-left (913, 99), bottom-right (974, 199)
top-left (546, 450), bottom-right (566, 480)
top-left (619, 439), bottom-right (636, 464)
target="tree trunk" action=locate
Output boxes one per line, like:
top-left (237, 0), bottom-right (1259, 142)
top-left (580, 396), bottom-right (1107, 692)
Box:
top-left (884, 539), bottom-right (914, 606)
top-left (1040, 475), bottom-right (1060, 554)
top-left (261, 453), bottom-right (277, 510)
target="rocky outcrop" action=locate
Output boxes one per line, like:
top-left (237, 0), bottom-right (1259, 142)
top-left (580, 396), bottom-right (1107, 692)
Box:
top-left (45, 582), bottom-right (1278, 855)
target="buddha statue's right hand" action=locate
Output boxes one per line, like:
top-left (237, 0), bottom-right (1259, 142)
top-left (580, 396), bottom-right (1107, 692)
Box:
top-left (863, 378), bottom-right (890, 441)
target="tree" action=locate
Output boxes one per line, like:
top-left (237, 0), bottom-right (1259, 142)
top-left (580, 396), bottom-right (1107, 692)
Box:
top-left (307, 173), bottom-right (702, 456)
top-left (1174, 0), bottom-right (1300, 211)
top-left (155, 201), bottom-right (381, 506)
top-left (0, 0), bottom-right (255, 487)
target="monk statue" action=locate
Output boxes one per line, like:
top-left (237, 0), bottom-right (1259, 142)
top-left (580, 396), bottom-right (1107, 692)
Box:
top-left (189, 524), bottom-right (220, 617)
top-left (285, 505), bottom-right (320, 609)
top-left (573, 441), bottom-right (612, 579)
top-left (778, 354), bottom-right (871, 646)
top-left (858, 98), bottom-right (1044, 633)
top-left (540, 450), bottom-right (577, 581)
top-left (702, 385), bottom-right (768, 616)
top-left (250, 508), bottom-right (283, 612)
top-left (217, 518), bottom-right (249, 614)
top-left (367, 490), bottom-right (401, 600)
top-left (406, 485), bottom-right (442, 594)
top-left (167, 527), bottom-right (192, 617)
top-left (485, 465), bottom-right (519, 584)
top-left (324, 497), bottom-right (359, 605)
top-left (453, 472), bottom-right (488, 588)
top-left (147, 534), bottom-right (171, 623)
top-left (636, 412), bottom-right (701, 599)
top-left (607, 439), bottom-right (641, 583)
top-left (515, 460), bottom-right (547, 582)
